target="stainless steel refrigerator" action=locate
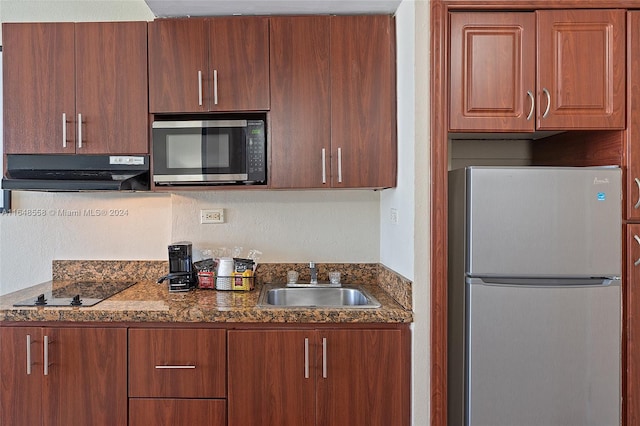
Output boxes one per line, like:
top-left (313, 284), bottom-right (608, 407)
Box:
top-left (448, 166), bottom-right (621, 426)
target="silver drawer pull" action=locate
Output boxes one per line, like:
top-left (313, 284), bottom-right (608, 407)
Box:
top-left (542, 88), bottom-right (551, 118)
top-left (26, 334), bottom-right (32, 375)
top-left (155, 365), bottom-right (196, 369)
top-left (635, 235), bottom-right (640, 266)
top-left (634, 178), bottom-right (640, 209)
top-left (322, 337), bottom-right (327, 378)
top-left (304, 337), bottom-right (309, 379)
top-left (526, 91), bottom-right (534, 121)
top-left (44, 335), bottom-right (50, 376)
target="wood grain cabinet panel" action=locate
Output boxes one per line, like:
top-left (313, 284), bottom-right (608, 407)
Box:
top-left (3, 22), bottom-right (148, 154)
top-left (269, 15), bottom-right (397, 189)
top-left (627, 11), bottom-right (640, 222)
top-left (0, 326), bottom-right (127, 426)
top-left (626, 224), bottom-right (640, 426)
top-left (449, 9), bottom-right (625, 132)
top-left (330, 15), bottom-right (397, 188)
top-left (148, 17), bottom-right (269, 113)
top-left (128, 328), bottom-right (226, 398)
top-left (536, 9), bottom-right (625, 130)
top-left (269, 16), bottom-right (331, 189)
top-left (0, 327), bottom-right (44, 426)
top-left (449, 12), bottom-right (536, 132)
top-left (129, 398), bottom-right (226, 426)
top-left (228, 327), bottom-right (410, 426)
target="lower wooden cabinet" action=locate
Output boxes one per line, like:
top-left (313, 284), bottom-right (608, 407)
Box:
top-left (129, 398), bottom-right (226, 426)
top-left (227, 326), bottom-right (411, 426)
top-left (627, 224), bottom-right (640, 425)
top-left (128, 328), bottom-right (227, 426)
top-left (2, 324), bottom-right (409, 425)
top-left (0, 325), bottom-right (127, 426)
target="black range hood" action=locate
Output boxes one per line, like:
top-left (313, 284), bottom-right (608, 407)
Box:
top-left (2, 154), bottom-right (150, 192)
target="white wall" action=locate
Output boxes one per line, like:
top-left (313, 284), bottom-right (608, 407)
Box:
top-left (413, 1), bottom-right (431, 424)
top-left (380, 0), bottom-right (415, 280)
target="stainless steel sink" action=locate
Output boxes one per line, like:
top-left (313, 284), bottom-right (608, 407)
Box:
top-left (257, 284), bottom-right (381, 308)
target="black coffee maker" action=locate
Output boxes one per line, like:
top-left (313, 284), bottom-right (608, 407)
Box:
top-left (157, 241), bottom-right (197, 292)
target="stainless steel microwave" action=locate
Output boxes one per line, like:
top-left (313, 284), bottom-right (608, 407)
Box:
top-left (152, 119), bottom-right (266, 186)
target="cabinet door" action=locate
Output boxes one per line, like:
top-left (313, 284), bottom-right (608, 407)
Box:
top-left (3, 23), bottom-right (76, 154)
top-left (129, 328), bottom-right (226, 398)
top-left (449, 12), bottom-right (536, 132)
top-left (269, 16), bottom-right (331, 188)
top-left (228, 330), bottom-right (315, 426)
top-left (330, 16), bottom-right (397, 188)
top-left (75, 22), bottom-right (148, 154)
top-left (129, 398), bottom-right (226, 426)
top-left (628, 11), bottom-right (640, 221)
top-left (317, 329), bottom-right (410, 426)
top-left (0, 327), bottom-right (43, 426)
top-left (627, 224), bottom-right (640, 426)
top-left (148, 19), bottom-right (209, 113)
top-left (44, 327), bottom-right (127, 426)
top-left (537, 9), bottom-right (625, 130)
top-left (209, 17), bottom-right (270, 112)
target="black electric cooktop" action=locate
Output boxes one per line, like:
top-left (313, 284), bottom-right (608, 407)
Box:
top-left (13, 280), bottom-right (137, 307)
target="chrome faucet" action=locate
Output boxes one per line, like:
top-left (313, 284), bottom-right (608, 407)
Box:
top-left (309, 261), bottom-right (318, 284)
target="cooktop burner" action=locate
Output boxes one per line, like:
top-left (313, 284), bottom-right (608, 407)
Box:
top-left (13, 280), bottom-right (137, 307)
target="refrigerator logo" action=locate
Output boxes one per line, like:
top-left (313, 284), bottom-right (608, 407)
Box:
top-left (593, 177), bottom-right (610, 185)
top-left (597, 192), bottom-right (606, 201)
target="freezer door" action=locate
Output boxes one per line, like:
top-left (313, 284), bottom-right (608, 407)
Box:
top-left (466, 278), bottom-right (621, 426)
top-left (466, 167), bottom-right (621, 277)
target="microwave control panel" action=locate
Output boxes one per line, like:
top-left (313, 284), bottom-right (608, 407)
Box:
top-left (247, 120), bottom-right (266, 183)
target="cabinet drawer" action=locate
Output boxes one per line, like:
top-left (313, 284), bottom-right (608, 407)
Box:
top-left (128, 328), bottom-right (226, 398)
top-left (129, 398), bottom-right (226, 426)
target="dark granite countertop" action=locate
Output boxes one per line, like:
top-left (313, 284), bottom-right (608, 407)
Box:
top-left (0, 261), bottom-right (413, 324)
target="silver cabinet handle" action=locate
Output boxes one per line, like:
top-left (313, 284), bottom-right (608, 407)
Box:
top-left (634, 178), bottom-right (640, 210)
top-left (634, 235), bottom-right (640, 266)
top-left (62, 113), bottom-right (67, 148)
top-left (304, 338), bottom-right (309, 379)
top-left (337, 148), bottom-right (343, 184)
top-left (43, 335), bottom-right (49, 376)
top-left (154, 365), bottom-right (196, 369)
top-left (526, 91), bottom-right (535, 121)
top-left (26, 334), bottom-right (32, 375)
top-left (77, 114), bottom-right (83, 149)
top-left (322, 337), bottom-right (327, 378)
top-left (542, 88), bottom-right (551, 118)
top-left (322, 148), bottom-right (327, 184)
top-left (198, 70), bottom-right (203, 106)
top-left (213, 69), bottom-right (219, 105)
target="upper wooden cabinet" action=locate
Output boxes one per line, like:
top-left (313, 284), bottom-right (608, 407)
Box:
top-left (627, 11), bottom-right (640, 221)
top-left (449, 9), bottom-right (625, 132)
top-left (148, 17), bottom-right (270, 113)
top-left (269, 15), bottom-right (397, 189)
top-left (3, 22), bottom-right (148, 154)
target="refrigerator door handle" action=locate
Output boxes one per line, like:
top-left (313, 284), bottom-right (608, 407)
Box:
top-left (467, 277), bottom-right (619, 287)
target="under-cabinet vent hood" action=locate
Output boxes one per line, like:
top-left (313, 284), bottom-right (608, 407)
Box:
top-left (2, 154), bottom-right (150, 192)
top-left (143, 0), bottom-right (402, 18)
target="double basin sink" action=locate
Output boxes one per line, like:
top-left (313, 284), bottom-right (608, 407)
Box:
top-left (257, 283), bottom-right (381, 309)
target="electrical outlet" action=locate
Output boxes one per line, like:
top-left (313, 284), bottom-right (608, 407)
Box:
top-left (201, 208), bottom-right (225, 224)
top-left (390, 208), bottom-right (399, 225)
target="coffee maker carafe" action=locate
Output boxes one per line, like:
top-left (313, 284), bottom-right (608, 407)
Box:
top-left (157, 241), bottom-right (197, 292)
